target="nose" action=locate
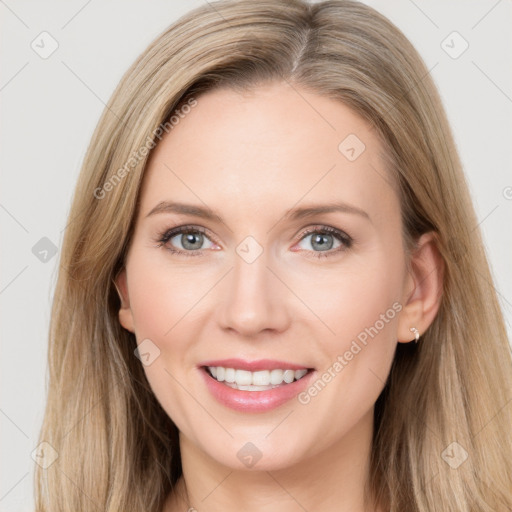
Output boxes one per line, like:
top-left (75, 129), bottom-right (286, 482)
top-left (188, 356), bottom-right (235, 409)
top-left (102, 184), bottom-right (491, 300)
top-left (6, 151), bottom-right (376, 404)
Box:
top-left (216, 247), bottom-right (292, 337)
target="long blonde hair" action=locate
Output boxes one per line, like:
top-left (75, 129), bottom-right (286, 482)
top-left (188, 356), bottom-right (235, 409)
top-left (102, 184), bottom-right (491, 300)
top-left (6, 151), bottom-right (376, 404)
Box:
top-left (34, 1), bottom-right (512, 510)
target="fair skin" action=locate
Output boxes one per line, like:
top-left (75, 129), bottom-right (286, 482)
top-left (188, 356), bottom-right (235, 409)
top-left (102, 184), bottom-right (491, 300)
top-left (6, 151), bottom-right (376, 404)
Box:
top-left (115, 81), bottom-right (443, 512)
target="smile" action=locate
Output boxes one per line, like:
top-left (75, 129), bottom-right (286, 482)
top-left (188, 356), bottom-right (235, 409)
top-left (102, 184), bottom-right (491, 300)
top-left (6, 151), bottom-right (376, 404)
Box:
top-left (199, 359), bottom-right (316, 412)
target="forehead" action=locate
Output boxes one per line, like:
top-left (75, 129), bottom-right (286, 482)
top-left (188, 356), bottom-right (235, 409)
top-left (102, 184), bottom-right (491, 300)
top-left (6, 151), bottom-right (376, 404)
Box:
top-left (139, 81), bottom-right (398, 225)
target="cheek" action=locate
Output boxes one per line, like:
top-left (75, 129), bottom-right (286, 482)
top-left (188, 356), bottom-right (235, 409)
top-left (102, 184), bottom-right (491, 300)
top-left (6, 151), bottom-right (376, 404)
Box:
top-left (125, 258), bottom-right (200, 428)
top-left (125, 253), bottom-right (213, 403)
top-left (296, 252), bottom-right (403, 345)
top-left (125, 257), bottom-right (200, 404)
top-left (127, 253), bottom-right (213, 340)
top-left (302, 250), bottom-right (403, 397)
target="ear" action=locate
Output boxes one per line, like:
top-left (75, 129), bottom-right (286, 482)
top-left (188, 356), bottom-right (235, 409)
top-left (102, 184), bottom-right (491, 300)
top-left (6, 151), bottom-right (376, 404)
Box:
top-left (114, 268), bottom-right (135, 333)
top-left (397, 231), bottom-right (444, 343)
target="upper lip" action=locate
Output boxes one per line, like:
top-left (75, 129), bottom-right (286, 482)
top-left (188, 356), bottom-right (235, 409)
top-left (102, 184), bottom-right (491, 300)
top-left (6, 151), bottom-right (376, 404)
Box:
top-left (199, 358), bottom-right (313, 371)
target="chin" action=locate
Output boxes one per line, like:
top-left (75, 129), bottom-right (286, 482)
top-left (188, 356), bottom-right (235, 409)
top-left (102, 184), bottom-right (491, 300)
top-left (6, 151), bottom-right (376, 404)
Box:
top-left (197, 433), bottom-right (312, 472)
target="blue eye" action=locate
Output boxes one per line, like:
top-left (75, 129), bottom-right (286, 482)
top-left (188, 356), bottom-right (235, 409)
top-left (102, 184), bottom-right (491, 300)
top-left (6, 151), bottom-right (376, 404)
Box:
top-left (156, 226), bottom-right (216, 257)
top-left (295, 226), bottom-right (352, 258)
top-left (169, 230), bottom-right (213, 251)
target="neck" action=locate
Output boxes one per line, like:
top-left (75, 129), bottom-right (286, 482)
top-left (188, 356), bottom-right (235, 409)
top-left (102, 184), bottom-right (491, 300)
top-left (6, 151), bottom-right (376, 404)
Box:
top-left (164, 408), bottom-right (382, 512)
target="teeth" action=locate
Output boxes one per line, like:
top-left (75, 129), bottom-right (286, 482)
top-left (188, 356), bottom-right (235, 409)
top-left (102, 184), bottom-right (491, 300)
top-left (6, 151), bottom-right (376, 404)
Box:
top-left (295, 369), bottom-right (308, 380)
top-left (270, 369), bottom-right (284, 385)
top-left (235, 369), bottom-right (253, 386)
top-left (253, 370), bottom-right (270, 386)
top-left (283, 369), bottom-right (295, 383)
top-left (207, 366), bottom-right (309, 388)
top-left (224, 368), bottom-right (235, 383)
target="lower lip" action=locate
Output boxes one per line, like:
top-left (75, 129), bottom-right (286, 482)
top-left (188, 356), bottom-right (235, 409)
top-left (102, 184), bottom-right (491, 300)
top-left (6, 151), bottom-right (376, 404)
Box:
top-left (200, 367), bottom-right (316, 412)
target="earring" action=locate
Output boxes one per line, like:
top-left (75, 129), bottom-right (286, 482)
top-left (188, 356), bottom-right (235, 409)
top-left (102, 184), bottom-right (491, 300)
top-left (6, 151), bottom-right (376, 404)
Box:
top-left (409, 327), bottom-right (420, 343)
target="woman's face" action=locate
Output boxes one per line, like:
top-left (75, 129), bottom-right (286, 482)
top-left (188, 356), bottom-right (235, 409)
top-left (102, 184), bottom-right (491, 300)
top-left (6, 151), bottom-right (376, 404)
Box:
top-left (116, 81), bottom-right (418, 471)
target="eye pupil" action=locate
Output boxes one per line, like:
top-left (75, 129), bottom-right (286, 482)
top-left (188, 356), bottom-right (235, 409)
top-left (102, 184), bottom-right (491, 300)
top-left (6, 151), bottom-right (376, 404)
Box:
top-left (182, 232), bottom-right (203, 250)
top-left (311, 233), bottom-right (333, 251)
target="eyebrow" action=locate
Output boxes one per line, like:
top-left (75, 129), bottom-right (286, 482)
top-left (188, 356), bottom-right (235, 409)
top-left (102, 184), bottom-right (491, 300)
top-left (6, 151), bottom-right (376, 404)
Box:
top-left (145, 200), bottom-right (371, 223)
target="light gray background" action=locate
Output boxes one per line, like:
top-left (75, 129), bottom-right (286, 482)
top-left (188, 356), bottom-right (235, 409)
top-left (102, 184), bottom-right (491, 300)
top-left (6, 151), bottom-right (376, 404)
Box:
top-left (1, 1), bottom-right (511, 510)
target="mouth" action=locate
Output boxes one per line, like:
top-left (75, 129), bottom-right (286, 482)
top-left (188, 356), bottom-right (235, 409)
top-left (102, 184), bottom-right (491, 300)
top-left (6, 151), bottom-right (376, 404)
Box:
top-left (198, 359), bottom-right (316, 412)
top-left (204, 366), bottom-right (312, 391)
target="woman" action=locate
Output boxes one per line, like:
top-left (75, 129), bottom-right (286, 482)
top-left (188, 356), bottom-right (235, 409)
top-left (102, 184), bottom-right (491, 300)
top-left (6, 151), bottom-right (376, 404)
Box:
top-left (34, 0), bottom-right (512, 511)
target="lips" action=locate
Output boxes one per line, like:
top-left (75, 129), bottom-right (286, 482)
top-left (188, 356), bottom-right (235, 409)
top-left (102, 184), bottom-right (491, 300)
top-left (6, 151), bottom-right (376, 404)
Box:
top-left (198, 358), bottom-right (315, 412)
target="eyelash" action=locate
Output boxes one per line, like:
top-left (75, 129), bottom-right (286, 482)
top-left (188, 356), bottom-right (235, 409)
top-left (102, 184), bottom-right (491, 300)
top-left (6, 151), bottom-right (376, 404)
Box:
top-left (154, 224), bottom-right (353, 259)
